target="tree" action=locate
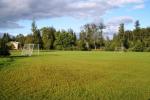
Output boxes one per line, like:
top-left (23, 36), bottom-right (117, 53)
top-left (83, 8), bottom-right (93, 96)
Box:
top-left (33, 29), bottom-right (43, 48)
top-left (135, 20), bottom-right (140, 30)
top-left (0, 33), bottom-right (10, 56)
top-left (90, 24), bottom-right (98, 50)
top-left (25, 34), bottom-right (34, 44)
top-left (2, 33), bottom-right (10, 43)
top-left (79, 31), bottom-right (88, 50)
top-left (98, 22), bottom-right (106, 40)
top-left (80, 23), bottom-right (106, 50)
top-left (105, 36), bottom-right (113, 51)
top-left (82, 24), bottom-right (92, 50)
top-left (111, 21), bottom-right (150, 52)
top-left (16, 34), bottom-right (25, 47)
top-left (97, 22), bottom-right (106, 49)
top-left (134, 20), bottom-right (142, 41)
top-left (54, 30), bottom-right (76, 50)
top-left (41, 27), bottom-right (56, 49)
top-left (118, 23), bottom-right (125, 48)
top-left (31, 20), bottom-right (37, 34)
top-left (131, 40), bottom-right (144, 52)
top-left (68, 28), bottom-right (77, 47)
top-left (31, 20), bottom-right (43, 48)
top-left (81, 23), bottom-right (97, 50)
top-left (119, 23), bottom-right (125, 35)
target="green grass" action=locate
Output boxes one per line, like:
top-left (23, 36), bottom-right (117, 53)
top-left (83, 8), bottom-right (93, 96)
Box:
top-left (0, 51), bottom-right (150, 100)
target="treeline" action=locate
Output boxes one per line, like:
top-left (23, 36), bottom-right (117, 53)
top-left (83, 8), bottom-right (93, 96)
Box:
top-left (0, 20), bottom-right (150, 56)
top-left (108, 21), bottom-right (150, 52)
top-left (16, 21), bottom-right (77, 50)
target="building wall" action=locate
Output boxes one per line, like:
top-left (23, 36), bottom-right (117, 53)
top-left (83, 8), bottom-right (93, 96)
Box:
top-left (11, 42), bottom-right (20, 50)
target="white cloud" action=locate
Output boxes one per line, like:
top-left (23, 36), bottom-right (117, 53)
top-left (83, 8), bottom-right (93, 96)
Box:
top-left (133, 4), bottom-right (145, 9)
top-left (104, 16), bottom-right (134, 36)
top-left (107, 16), bottom-right (134, 26)
top-left (0, 0), bottom-right (144, 29)
top-left (107, 0), bottom-right (143, 6)
top-left (69, 2), bottom-right (97, 9)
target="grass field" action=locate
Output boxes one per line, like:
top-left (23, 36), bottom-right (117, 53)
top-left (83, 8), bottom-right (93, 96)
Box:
top-left (0, 51), bottom-right (150, 100)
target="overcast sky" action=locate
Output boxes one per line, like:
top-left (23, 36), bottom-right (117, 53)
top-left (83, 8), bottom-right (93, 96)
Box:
top-left (0, 0), bottom-right (150, 36)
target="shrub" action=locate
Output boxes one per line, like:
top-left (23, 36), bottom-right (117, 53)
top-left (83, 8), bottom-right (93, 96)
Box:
top-left (0, 40), bottom-right (10, 56)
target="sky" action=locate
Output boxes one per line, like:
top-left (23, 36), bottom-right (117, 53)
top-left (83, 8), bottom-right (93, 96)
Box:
top-left (0, 0), bottom-right (150, 37)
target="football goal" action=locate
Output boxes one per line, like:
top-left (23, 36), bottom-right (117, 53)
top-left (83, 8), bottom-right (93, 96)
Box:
top-left (115, 46), bottom-right (125, 52)
top-left (21, 44), bottom-right (39, 56)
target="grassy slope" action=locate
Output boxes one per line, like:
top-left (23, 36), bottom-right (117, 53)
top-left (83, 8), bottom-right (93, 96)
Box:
top-left (0, 51), bottom-right (150, 100)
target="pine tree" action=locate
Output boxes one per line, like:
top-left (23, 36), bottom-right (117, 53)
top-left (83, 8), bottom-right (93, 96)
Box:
top-left (0, 33), bottom-right (10, 56)
top-left (31, 20), bottom-right (43, 48)
top-left (118, 23), bottom-right (125, 47)
top-left (135, 20), bottom-right (140, 30)
top-left (31, 20), bottom-right (37, 34)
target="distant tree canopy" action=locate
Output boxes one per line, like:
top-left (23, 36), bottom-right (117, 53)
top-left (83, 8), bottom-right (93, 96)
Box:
top-left (54, 29), bottom-right (77, 50)
top-left (110, 20), bottom-right (150, 52)
top-left (41, 27), bottom-right (56, 49)
top-left (79, 23), bottom-right (105, 50)
top-left (1, 20), bottom-right (150, 54)
top-left (0, 33), bottom-right (10, 56)
top-left (16, 34), bottom-right (25, 47)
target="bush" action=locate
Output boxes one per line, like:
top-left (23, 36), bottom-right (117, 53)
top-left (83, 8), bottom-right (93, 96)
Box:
top-left (0, 42), bottom-right (10, 56)
top-left (130, 41), bottom-right (144, 52)
top-left (144, 47), bottom-right (150, 52)
top-left (55, 45), bottom-right (63, 50)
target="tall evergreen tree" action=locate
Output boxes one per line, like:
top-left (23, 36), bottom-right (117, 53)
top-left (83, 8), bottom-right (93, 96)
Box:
top-left (135, 20), bottom-right (142, 41)
top-left (97, 22), bottom-right (106, 48)
top-left (31, 20), bottom-right (43, 48)
top-left (68, 28), bottom-right (77, 47)
top-left (98, 22), bottom-right (106, 38)
top-left (0, 33), bottom-right (10, 56)
top-left (31, 20), bottom-right (37, 34)
top-left (118, 23), bottom-right (127, 49)
top-left (135, 20), bottom-right (140, 30)
top-left (119, 23), bottom-right (125, 35)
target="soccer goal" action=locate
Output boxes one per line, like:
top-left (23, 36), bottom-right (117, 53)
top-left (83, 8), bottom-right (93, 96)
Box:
top-left (115, 46), bottom-right (125, 52)
top-left (21, 44), bottom-right (39, 56)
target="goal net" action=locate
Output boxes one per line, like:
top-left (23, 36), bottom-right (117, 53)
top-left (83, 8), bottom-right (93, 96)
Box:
top-left (21, 44), bottom-right (39, 56)
top-left (115, 46), bottom-right (124, 52)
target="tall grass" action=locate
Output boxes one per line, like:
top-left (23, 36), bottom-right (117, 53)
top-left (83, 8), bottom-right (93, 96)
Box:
top-left (0, 51), bottom-right (150, 100)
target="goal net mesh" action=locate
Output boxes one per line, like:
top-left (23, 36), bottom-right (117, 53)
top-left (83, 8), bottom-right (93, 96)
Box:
top-left (21, 44), bottom-right (39, 56)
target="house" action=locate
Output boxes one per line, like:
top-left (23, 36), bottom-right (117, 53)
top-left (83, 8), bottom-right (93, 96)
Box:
top-left (10, 41), bottom-right (20, 50)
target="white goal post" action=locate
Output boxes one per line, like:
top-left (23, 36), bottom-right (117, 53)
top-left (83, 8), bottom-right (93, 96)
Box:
top-left (21, 44), bottom-right (39, 56)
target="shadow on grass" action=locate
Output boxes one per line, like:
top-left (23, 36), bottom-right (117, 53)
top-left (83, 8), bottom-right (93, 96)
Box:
top-left (0, 55), bottom-right (29, 70)
top-left (0, 57), bottom-right (14, 70)
top-left (0, 53), bottom-right (61, 70)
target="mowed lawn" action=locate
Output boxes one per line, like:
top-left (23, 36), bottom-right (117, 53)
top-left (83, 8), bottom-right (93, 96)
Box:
top-left (0, 51), bottom-right (150, 100)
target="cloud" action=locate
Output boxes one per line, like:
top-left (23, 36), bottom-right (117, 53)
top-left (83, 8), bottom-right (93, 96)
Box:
top-left (90, 16), bottom-right (134, 38)
top-left (0, 0), bottom-right (144, 29)
top-left (0, 21), bottom-right (23, 29)
top-left (133, 4), bottom-right (145, 9)
top-left (104, 16), bottom-right (134, 35)
top-left (107, 0), bottom-right (143, 5)
top-left (107, 16), bottom-right (134, 26)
